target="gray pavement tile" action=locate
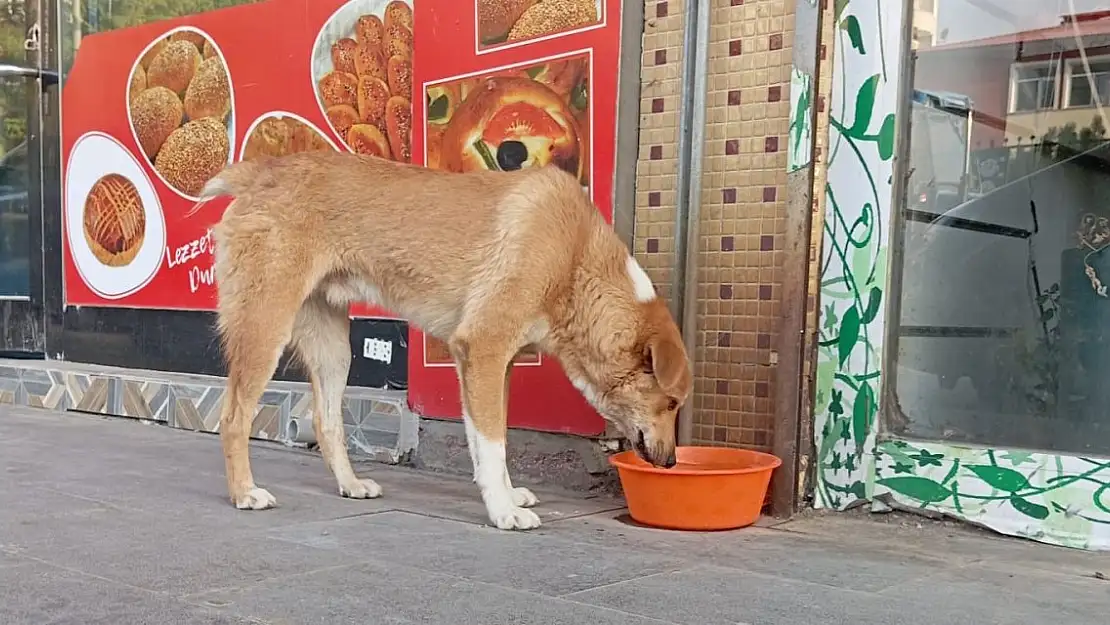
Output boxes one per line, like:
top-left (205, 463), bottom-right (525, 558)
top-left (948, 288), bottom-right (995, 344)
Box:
top-left (538, 514), bottom-right (946, 592)
top-left (0, 560), bottom-right (257, 625)
top-left (879, 563), bottom-right (1109, 624)
top-left (0, 551), bottom-right (28, 569)
top-left (0, 489), bottom-right (371, 596)
top-left (2, 407), bottom-right (622, 530)
top-left (266, 510), bottom-right (686, 596)
top-left (777, 515), bottom-right (1110, 576)
top-left (565, 564), bottom-right (1036, 625)
top-left (195, 559), bottom-right (678, 625)
top-left (258, 457), bottom-right (624, 526)
top-left (6, 459), bottom-right (392, 533)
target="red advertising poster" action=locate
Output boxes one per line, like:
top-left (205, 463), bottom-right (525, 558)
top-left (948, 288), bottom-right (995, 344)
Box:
top-left (410, 1), bottom-right (618, 434)
top-left (62, 0), bottom-right (619, 435)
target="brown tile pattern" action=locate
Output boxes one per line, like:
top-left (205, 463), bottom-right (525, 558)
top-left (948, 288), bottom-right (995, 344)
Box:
top-left (633, 0), bottom-right (827, 452)
top-left (633, 0), bottom-right (684, 299)
top-left (688, 0), bottom-right (795, 450)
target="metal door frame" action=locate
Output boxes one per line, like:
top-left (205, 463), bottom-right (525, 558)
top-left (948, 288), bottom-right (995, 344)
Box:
top-left (0, 0), bottom-right (61, 358)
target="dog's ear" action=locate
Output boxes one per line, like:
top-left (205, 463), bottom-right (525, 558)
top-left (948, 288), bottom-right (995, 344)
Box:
top-left (645, 332), bottom-right (692, 399)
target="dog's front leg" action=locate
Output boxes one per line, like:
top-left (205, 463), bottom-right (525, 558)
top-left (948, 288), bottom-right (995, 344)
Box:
top-left (498, 363), bottom-right (538, 508)
top-left (451, 336), bottom-right (541, 531)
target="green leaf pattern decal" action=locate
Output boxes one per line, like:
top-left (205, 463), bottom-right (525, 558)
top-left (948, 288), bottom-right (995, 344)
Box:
top-left (814, 0), bottom-right (897, 511)
top-left (874, 441), bottom-right (1110, 551)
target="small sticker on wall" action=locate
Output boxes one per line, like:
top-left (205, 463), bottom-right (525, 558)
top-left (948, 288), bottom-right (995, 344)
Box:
top-left (363, 337), bottom-right (393, 364)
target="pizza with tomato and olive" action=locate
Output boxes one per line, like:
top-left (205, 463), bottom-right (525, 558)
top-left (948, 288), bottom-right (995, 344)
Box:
top-left (437, 76), bottom-right (583, 183)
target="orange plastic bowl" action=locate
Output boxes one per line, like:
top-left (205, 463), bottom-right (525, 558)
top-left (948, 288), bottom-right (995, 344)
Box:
top-left (609, 446), bottom-right (783, 531)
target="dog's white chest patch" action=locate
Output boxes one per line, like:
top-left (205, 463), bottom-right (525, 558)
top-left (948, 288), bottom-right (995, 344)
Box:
top-left (625, 256), bottom-right (657, 302)
top-left (571, 377), bottom-right (602, 409)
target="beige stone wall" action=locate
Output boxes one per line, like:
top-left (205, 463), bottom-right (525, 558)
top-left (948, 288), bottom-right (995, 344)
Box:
top-left (633, 0), bottom-right (827, 452)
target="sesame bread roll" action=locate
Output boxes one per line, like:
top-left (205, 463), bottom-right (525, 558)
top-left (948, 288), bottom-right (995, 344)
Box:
top-left (386, 55), bottom-right (412, 99)
top-left (183, 56), bottom-right (231, 122)
top-left (130, 86), bottom-right (184, 158)
top-left (357, 76), bottom-right (391, 127)
top-left (154, 118), bottom-right (229, 197)
top-left (129, 65), bottom-right (147, 104)
top-left (477, 0), bottom-right (537, 43)
top-left (242, 117), bottom-right (292, 161)
top-left (326, 104), bottom-right (361, 142)
top-left (318, 70), bottom-right (359, 108)
top-left (508, 0), bottom-right (598, 41)
top-left (384, 96), bottom-right (412, 163)
top-left (331, 38), bottom-right (359, 75)
top-left (384, 1), bottom-right (413, 32)
top-left (347, 124), bottom-right (391, 158)
top-left (355, 14), bottom-right (385, 49)
top-left (146, 40), bottom-right (202, 95)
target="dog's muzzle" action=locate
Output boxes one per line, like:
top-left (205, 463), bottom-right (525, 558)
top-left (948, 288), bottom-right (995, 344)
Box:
top-left (634, 429), bottom-right (677, 468)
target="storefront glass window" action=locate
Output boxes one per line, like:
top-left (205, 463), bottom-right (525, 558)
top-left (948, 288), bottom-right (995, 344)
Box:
top-left (0, 7), bottom-right (34, 296)
top-left (892, 0), bottom-right (1110, 454)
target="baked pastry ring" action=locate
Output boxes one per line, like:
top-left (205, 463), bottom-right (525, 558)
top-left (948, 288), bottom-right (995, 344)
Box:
top-left (83, 173), bottom-right (146, 268)
top-left (439, 76), bottom-right (581, 181)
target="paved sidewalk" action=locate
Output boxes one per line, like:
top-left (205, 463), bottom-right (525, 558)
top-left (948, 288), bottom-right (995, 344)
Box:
top-left (1, 406), bottom-right (1108, 625)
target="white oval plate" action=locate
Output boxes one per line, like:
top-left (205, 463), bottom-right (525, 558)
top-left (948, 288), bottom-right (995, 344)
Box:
top-left (65, 131), bottom-right (167, 300)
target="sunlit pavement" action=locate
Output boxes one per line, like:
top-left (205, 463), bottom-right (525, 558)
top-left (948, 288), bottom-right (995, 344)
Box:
top-left (1, 406), bottom-right (1107, 624)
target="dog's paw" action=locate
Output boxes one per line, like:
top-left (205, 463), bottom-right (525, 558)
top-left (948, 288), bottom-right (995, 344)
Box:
top-left (489, 506), bottom-right (542, 531)
top-left (339, 478), bottom-right (383, 499)
top-left (511, 486), bottom-right (539, 508)
top-left (234, 487), bottom-right (277, 510)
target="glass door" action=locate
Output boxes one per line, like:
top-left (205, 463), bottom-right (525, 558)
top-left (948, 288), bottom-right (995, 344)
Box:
top-left (0, 0), bottom-right (57, 354)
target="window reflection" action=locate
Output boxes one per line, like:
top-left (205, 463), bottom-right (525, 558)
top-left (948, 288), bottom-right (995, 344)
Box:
top-left (0, 7), bottom-right (32, 296)
top-left (893, 1), bottom-right (1110, 454)
top-left (59, 0), bottom-right (264, 74)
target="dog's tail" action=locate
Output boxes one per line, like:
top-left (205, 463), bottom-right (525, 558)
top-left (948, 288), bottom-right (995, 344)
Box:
top-left (184, 160), bottom-right (268, 218)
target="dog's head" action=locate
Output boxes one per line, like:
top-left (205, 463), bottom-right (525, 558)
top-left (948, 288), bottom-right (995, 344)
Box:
top-left (568, 296), bottom-right (692, 469)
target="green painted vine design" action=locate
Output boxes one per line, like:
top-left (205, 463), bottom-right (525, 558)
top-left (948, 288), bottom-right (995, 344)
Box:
top-left (875, 441), bottom-right (1110, 549)
top-left (813, 0), bottom-right (896, 509)
top-left (813, 0), bottom-right (1110, 551)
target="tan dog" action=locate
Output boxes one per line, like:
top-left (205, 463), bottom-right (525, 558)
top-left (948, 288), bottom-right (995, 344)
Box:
top-left (200, 151), bottom-right (691, 530)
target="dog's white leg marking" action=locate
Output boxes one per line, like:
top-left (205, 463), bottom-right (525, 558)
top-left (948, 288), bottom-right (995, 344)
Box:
top-left (474, 429), bottom-right (542, 530)
top-left (461, 411), bottom-right (537, 508)
top-left (235, 487), bottom-right (277, 510)
top-left (505, 471), bottom-right (538, 508)
top-left (626, 255), bottom-right (657, 302)
top-left (456, 362), bottom-right (537, 507)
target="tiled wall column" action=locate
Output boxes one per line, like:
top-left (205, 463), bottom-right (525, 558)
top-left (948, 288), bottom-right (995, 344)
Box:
top-left (634, 0), bottom-right (685, 298)
top-left (689, 0), bottom-right (794, 449)
top-left (634, 0), bottom-right (829, 455)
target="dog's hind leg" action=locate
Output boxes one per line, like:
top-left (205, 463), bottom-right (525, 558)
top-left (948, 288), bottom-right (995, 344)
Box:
top-left (450, 331), bottom-right (540, 531)
top-left (218, 286), bottom-right (302, 511)
top-left (291, 294), bottom-right (382, 500)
